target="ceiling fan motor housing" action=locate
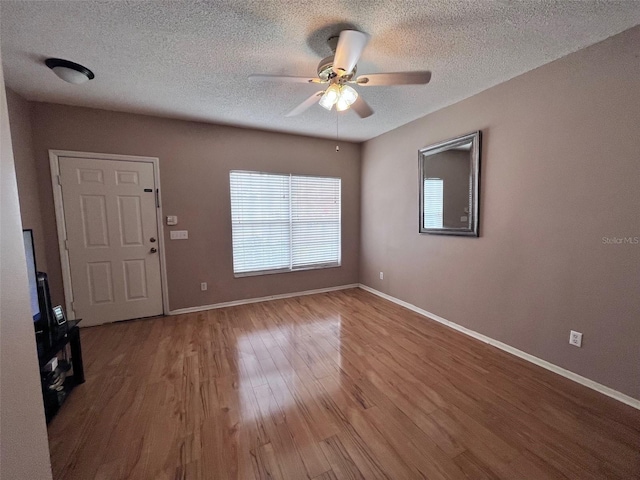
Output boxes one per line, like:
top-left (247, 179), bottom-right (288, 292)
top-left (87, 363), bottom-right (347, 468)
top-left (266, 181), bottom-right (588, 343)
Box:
top-left (317, 35), bottom-right (357, 82)
top-left (317, 55), bottom-right (356, 82)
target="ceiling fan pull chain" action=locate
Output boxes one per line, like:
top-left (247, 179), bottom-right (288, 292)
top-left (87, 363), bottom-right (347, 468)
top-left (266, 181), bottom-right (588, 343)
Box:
top-left (336, 110), bottom-right (340, 152)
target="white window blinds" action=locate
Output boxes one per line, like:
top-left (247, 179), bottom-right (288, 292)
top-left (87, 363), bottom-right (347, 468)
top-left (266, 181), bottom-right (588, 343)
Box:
top-left (230, 171), bottom-right (341, 275)
top-left (423, 178), bottom-right (444, 229)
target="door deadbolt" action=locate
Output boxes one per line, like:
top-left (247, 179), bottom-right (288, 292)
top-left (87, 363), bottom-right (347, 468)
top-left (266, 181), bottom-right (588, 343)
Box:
top-left (150, 237), bottom-right (156, 243)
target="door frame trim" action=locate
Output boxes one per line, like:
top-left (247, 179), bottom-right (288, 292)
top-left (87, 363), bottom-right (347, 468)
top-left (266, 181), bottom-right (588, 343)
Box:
top-left (49, 150), bottom-right (170, 319)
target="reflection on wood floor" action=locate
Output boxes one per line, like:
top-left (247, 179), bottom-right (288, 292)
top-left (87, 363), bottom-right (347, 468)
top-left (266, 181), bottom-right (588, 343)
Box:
top-left (47, 288), bottom-right (640, 479)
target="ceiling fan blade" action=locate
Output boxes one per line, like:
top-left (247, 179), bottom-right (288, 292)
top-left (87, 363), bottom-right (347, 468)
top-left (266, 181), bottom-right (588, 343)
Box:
top-left (249, 74), bottom-right (322, 84)
top-left (356, 71), bottom-right (432, 86)
top-left (351, 96), bottom-right (374, 118)
top-left (332, 30), bottom-right (370, 76)
top-left (285, 91), bottom-right (324, 117)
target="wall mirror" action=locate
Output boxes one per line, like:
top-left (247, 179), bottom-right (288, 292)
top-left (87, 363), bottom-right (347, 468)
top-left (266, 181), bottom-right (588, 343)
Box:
top-left (419, 131), bottom-right (481, 236)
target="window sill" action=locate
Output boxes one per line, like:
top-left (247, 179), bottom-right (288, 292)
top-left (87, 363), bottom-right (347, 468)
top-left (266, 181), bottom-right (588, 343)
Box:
top-left (234, 262), bottom-right (341, 278)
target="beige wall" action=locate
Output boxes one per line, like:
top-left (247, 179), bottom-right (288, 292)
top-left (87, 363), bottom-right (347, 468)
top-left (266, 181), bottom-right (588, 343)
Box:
top-left (27, 104), bottom-right (360, 311)
top-left (6, 88), bottom-right (49, 272)
top-left (0, 51), bottom-right (53, 480)
top-left (360, 26), bottom-right (640, 399)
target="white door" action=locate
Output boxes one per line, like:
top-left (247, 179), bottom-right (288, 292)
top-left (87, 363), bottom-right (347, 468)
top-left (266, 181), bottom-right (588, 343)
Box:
top-left (59, 157), bottom-right (163, 326)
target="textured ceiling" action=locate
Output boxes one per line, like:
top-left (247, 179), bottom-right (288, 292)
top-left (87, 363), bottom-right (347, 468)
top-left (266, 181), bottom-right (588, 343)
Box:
top-left (2, 1), bottom-right (639, 142)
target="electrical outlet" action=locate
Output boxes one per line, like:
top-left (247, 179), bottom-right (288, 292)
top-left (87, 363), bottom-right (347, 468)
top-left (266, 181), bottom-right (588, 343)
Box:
top-left (200, 282), bottom-right (207, 291)
top-left (569, 330), bottom-right (582, 347)
top-left (379, 272), bottom-right (384, 280)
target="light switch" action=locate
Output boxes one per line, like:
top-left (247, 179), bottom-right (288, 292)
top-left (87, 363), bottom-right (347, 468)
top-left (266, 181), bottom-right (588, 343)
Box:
top-left (170, 230), bottom-right (188, 240)
top-left (166, 215), bottom-right (178, 226)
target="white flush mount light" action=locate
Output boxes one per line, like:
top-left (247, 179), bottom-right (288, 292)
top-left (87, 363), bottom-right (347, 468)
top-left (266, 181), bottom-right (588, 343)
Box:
top-left (45, 58), bottom-right (95, 84)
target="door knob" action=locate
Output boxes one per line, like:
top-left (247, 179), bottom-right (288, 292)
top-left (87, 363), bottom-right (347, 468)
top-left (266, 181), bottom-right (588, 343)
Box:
top-left (150, 237), bottom-right (156, 243)
top-left (150, 247), bottom-right (157, 253)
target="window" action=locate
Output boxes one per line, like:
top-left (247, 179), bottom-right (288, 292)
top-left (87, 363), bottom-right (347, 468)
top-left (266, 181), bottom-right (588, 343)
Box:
top-left (229, 171), bottom-right (341, 276)
top-left (423, 178), bottom-right (444, 229)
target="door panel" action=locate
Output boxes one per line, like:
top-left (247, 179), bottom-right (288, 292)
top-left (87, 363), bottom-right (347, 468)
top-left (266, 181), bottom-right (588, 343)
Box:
top-left (115, 170), bottom-right (139, 185)
top-left (59, 157), bottom-right (163, 326)
top-left (78, 168), bottom-right (104, 184)
top-left (117, 196), bottom-right (143, 246)
top-left (80, 195), bottom-right (109, 247)
top-left (123, 259), bottom-right (147, 300)
top-left (87, 262), bottom-right (114, 304)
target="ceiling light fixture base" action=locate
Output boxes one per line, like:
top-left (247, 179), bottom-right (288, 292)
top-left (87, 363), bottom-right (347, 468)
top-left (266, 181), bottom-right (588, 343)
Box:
top-left (45, 58), bottom-right (95, 84)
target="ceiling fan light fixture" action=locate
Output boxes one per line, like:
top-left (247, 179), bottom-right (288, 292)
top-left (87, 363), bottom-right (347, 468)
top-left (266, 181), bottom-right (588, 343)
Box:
top-left (335, 96), bottom-right (350, 112)
top-left (340, 85), bottom-right (358, 106)
top-left (333, 85), bottom-right (359, 112)
top-left (319, 93), bottom-right (335, 110)
top-left (326, 84), bottom-right (341, 102)
top-left (319, 84), bottom-right (341, 110)
top-left (45, 58), bottom-right (95, 84)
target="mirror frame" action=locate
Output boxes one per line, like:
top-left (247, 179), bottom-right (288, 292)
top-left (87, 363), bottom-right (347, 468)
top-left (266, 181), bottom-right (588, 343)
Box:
top-left (419, 131), bottom-right (481, 237)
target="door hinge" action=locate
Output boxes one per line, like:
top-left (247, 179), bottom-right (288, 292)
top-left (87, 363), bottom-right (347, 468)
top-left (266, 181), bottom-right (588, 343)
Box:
top-left (56, 174), bottom-right (62, 186)
top-left (64, 239), bottom-right (69, 250)
top-left (155, 189), bottom-right (160, 208)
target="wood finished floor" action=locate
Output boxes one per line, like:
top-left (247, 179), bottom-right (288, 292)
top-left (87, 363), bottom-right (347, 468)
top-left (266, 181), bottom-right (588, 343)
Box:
top-left (48, 288), bottom-right (640, 480)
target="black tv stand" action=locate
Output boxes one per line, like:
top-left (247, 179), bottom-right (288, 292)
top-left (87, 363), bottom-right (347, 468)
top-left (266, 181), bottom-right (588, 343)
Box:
top-left (37, 319), bottom-right (85, 423)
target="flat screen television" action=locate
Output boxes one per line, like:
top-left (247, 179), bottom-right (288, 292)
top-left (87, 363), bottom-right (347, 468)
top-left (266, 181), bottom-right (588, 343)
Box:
top-left (23, 229), bottom-right (41, 322)
top-left (23, 230), bottom-right (54, 347)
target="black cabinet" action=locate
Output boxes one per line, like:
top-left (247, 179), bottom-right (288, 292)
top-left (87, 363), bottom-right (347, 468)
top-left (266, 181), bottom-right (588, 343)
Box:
top-left (37, 320), bottom-right (85, 423)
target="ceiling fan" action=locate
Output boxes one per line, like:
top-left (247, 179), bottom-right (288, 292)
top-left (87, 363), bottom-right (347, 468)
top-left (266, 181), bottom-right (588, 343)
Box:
top-left (249, 30), bottom-right (432, 119)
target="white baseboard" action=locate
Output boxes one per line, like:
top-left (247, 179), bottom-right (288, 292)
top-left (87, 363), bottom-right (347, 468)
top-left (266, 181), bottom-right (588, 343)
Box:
top-left (358, 284), bottom-right (640, 410)
top-left (169, 283), bottom-right (359, 316)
